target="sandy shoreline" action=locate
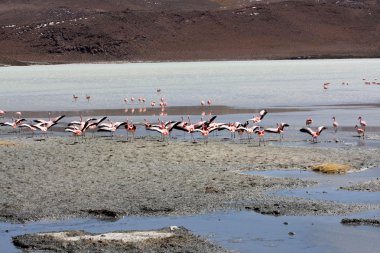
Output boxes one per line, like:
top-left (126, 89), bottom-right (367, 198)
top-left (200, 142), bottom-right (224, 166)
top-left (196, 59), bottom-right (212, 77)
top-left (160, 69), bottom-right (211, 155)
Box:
top-left (0, 136), bottom-right (379, 223)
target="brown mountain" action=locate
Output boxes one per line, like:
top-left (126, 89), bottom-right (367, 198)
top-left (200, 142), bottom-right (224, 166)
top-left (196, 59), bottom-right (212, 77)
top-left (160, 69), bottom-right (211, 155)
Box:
top-left (1, 0), bottom-right (380, 65)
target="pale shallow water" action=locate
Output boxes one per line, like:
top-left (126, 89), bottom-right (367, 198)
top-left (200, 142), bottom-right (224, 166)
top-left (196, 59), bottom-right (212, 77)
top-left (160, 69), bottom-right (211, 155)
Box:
top-left (0, 59), bottom-right (379, 111)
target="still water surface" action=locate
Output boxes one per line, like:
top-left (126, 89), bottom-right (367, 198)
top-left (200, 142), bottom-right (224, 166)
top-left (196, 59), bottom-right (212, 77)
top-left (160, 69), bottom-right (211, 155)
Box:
top-left (0, 59), bottom-right (379, 111)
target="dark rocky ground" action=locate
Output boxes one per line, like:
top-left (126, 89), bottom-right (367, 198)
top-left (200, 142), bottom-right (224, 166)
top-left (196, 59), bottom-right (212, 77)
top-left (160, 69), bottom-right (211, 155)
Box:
top-left (1, 0), bottom-right (380, 65)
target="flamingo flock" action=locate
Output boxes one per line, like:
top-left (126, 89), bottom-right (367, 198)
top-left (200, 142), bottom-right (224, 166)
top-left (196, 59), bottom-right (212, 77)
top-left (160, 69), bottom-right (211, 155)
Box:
top-left (0, 109), bottom-right (371, 145)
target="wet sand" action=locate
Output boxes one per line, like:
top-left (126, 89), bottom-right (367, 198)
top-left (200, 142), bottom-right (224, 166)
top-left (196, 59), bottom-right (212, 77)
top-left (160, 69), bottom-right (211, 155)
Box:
top-left (0, 136), bottom-right (379, 223)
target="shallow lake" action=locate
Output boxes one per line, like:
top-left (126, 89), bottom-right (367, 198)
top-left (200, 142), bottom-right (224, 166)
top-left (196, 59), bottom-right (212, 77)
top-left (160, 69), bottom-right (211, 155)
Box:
top-left (0, 59), bottom-right (379, 252)
top-left (0, 59), bottom-right (379, 111)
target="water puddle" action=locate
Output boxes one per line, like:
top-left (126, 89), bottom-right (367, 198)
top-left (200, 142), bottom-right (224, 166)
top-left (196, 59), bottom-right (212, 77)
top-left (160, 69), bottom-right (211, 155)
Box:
top-left (244, 168), bottom-right (380, 204)
top-left (1, 210), bottom-right (379, 253)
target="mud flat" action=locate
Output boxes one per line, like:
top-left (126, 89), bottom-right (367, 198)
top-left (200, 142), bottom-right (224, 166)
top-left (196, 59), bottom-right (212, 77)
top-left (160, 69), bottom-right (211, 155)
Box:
top-left (13, 227), bottom-right (228, 253)
top-left (0, 136), bottom-right (379, 223)
top-left (341, 218), bottom-right (380, 227)
top-left (340, 179), bottom-right (380, 192)
top-left (12, 227), bottom-right (229, 253)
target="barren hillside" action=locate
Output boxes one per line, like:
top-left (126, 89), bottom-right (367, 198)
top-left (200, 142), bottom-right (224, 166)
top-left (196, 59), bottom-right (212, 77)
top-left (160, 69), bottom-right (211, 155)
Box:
top-left (0, 0), bottom-right (379, 65)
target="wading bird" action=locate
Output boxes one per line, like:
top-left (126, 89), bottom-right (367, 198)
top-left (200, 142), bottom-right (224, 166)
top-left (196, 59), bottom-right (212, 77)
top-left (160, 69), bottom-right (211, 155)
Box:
top-left (300, 126), bottom-right (327, 143)
top-left (306, 117), bottom-right (313, 126)
top-left (125, 120), bottom-right (137, 141)
top-left (264, 123), bottom-right (290, 140)
top-left (250, 109), bottom-right (267, 124)
top-left (255, 127), bottom-right (266, 146)
top-left (355, 125), bottom-right (365, 139)
top-left (236, 124), bottom-right (259, 141)
top-left (332, 117), bottom-right (339, 132)
top-left (358, 116), bottom-right (367, 129)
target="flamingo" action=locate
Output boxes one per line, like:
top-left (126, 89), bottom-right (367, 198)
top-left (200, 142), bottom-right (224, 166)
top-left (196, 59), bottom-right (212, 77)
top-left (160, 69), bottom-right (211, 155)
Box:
top-left (183, 116), bottom-right (196, 140)
top-left (65, 119), bottom-right (95, 141)
top-left (332, 116), bottom-right (339, 132)
top-left (34, 115), bottom-right (65, 132)
top-left (306, 117), bottom-right (313, 126)
top-left (358, 116), bottom-right (367, 128)
top-left (68, 115), bottom-right (89, 132)
top-left (300, 126), bottom-right (327, 143)
top-left (85, 94), bottom-right (91, 103)
top-left (255, 127), bottom-right (265, 146)
top-left (97, 120), bottom-right (126, 136)
top-left (264, 123), bottom-right (289, 140)
top-left (73, 94), bottom-right (79, 102)
top-left (125, 120), bottom-right (137, 141)
top-left (236, 125), bottom-right (259, 141)
top-left (86, 116), bottom-right (107, 137)
top-left (193, 115), bottom-right (217, 130)
top-left (0, 118), bottom-right (26, 129)
top-left (194, 124), bottom-right (218, 143)
top-left (147, 120), bottom-right (180, 142)
top-left (19, 122), bottom-right (48, 137)
top-left (218, 123), bottom-right (238, 138)
top-left (207, 99), bottom-right (212, 106)
top-left (0, 110), bottom-right (5, 117)
top-left (15, 112), bottom-right (22, 119)
top-left (201, 100), bottom-right (205, 106)
top-left (249, 109), bottom-right (267, 124)
top-left (355, 125), bottom-right (365, 139)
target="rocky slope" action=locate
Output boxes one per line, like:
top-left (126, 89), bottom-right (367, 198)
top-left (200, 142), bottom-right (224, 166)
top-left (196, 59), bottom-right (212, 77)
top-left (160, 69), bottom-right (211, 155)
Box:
top-left (1, 0), bottom-right (380, 65)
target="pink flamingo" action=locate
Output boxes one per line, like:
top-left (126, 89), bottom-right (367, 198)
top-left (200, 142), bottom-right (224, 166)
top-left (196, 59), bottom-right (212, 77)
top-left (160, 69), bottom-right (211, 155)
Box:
top-left (332, 116), bottom-right (339, 132)
top-left (355, 125), bottom-right (365, 139)
top-left (264, 123), bottom-right (290, 140)
top-left (15, 112), bottom-right (22, 119)
top-left (19, 122), bottom-right (48, 137)
top-left (73, 94), bottom-right (79, 102)
top-left (236, 124), bottom-right (259, 141)
top-left (0, 118), bottom-right (26, 129)
top-left (97, 120), bottom-right (126, 136)
top-left (358, 116), bottom-right (367, 128)
top-left (194, 124), bottom-right (218, 144)
top-left (300, 126), bottom-right (327, 143)
top-left (125, 120), bottom-right (137, 141)
top-left (255, 127), bottom-right (266, 146)
top-left (0, 110), bottom-right (5, 117)
top-left (85, 94), bottom-right (91, 103)
top-left (147, 120), bottom-right (180, 142)
top-left (306, 117), bottom-right (313, 126)
top-left (207, 99), bottom-right (212, 106)
top-left (201, 100), bottom-right (205, 106)
top-left (250, 109), bottom-right (268, 124)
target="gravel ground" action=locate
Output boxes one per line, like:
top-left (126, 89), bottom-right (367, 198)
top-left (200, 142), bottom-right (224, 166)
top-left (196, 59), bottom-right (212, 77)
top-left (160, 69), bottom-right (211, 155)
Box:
top-left (0, 136), bottom-right (379, 223)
